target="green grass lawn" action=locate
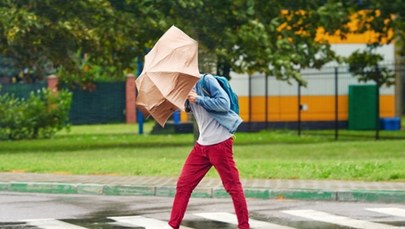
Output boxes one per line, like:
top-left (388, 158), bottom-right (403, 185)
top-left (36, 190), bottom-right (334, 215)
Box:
top-left (0, 122), bottom-right (404, 181)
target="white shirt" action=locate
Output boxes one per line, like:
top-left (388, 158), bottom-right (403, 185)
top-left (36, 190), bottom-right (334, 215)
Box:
top-left (190, 102), bottom-right (232, 146)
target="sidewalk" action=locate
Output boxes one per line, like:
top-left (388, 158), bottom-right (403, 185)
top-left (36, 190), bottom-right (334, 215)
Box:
top-left (0, 172), bottom-right (404, 203)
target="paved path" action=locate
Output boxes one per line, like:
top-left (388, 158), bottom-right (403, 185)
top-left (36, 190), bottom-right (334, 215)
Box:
top-left (0, 172), bottom-right (404, 202)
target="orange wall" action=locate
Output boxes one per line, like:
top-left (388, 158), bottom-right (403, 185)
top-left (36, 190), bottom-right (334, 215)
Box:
top-left (238, 95), bottom-right (395, 122)
top-left (181, 95), bottom-right (395, 123)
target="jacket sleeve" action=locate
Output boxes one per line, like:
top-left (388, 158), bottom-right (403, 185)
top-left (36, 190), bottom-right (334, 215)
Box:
top-left (196, 75), bottom-right (230, 112)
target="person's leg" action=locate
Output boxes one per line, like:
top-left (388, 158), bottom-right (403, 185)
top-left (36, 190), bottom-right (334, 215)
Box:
top-left (168, 143), bottom-right (212, 229)
top-left (208, 138), bottom-right (250, 229)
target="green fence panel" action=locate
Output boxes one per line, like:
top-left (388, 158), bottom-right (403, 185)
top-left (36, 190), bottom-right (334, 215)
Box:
top-left (68, 82), bottom-right (126, 124)
top-left (0, 82), bottom-right (46, 99)
top-left (348, 85), bottom-right (377, 130)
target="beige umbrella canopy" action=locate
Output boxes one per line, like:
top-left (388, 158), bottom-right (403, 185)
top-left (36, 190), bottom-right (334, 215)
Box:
top-left (136, 25), bottom-right (200, 127)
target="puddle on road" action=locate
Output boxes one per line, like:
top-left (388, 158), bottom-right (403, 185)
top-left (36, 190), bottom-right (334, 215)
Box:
top-left (0, 223), bottom-right (37, 229)
top-left (183, 220), bottom-right (235, 228)
top-left (65, 217), bottom-right (141, 229)
top-left (6, 217), bottom-right (405, 229)
top-left (66, 219), bottom-right (237, 228)
top-left (183, 219), bottom-right (405, 229)
top-left (66, 218), bottom-right (245, 229)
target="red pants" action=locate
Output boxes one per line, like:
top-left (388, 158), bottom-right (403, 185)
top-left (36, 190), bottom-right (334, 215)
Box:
top-left (169, 138), bottom-right (250, 229)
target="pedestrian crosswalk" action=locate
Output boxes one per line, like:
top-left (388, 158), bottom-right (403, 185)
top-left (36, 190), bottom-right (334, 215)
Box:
top-left (108, 216), bottom-right (193, 229)
top-left (16, 207), bottom-right (405, 229)
top-left (366, 208), bottom-right (405, 218)
top-left (282, 209), bottom-right (399, 229)
top-left (195, 212), bottom-right (294, 229)
top-left (24, 218), bottom-right (86, 229)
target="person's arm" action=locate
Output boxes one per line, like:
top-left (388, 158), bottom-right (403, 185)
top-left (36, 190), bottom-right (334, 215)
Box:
top-left (195, 75), bottom-right (230, 112)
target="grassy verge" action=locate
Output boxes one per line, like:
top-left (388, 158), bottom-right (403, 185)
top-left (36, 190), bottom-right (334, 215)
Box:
top-left (0, 123), bottom-right (404, 181)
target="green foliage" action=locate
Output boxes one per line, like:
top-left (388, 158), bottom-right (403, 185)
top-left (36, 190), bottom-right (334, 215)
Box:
top-left (350, 0), bottom-right (404, 53)
top-left (0, 0), bottom-right (403, 85)
top-left (0, 0), bottom-right (141, 82)
top-left (0, 56), bottom-right (18, 77)
top-left (56, 50), bottom-right (132, 90)
top-left (173, 0), bottom-right (349, 84)
top-left (347, 49), bottom-right (396, 87)
top-left (0, 88), bottom-right (72, 140)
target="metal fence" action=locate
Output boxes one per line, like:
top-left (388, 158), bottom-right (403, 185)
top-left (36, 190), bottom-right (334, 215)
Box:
top-left (0, 81), bottom-right (126, 125)
top-left (65, 82), bottom-right (126, 125)
top-left (236, 63), bottom-right (404, 139)
top-left (0, 82), bottom-right (46, 99)
top-left (0, 62), bottom-right (404, 140)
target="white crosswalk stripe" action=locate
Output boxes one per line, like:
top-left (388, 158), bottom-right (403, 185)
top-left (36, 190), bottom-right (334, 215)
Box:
top-left (366, 208), bottom-right (405, 218)
top-left (194, 212), bottom-right (294, 229)
top-left (108, 216), bottom-right (194, 229)
top-left (23, 218), bottom-right (87, 229)
top-left (282, 209), bottom-right (402, 229)
top-left (18, 208), bottom-right (405, 229)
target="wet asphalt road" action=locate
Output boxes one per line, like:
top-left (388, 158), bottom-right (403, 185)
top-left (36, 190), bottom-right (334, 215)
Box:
top-left (0, 192), bottom-right (404, 228)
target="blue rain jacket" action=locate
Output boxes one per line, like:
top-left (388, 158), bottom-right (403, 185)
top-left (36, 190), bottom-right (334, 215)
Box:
top-left (194, 74), bottom-right (243, 133)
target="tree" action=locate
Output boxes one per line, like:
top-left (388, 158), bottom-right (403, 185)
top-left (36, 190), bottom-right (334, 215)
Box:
top-left (176, 0), bottom-right (404, 84)
top-left (153, 0), bottom-right (255, 79)
top-left (232, 1), bottom-right (351, 84)
top-left (337, 0), bottom-right (404, 138)
top-left (161, 1), bottom-right (350, 84)
top-left (348, 0), bottom-right (404, 56)
top-left (0, 0), bottom-right (164, 84)
top-left (1, 0), bottom-right (403, 86)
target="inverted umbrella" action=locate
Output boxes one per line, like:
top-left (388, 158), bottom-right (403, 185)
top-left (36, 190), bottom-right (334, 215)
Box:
top-left (136, 25), bottom-right (200, 127)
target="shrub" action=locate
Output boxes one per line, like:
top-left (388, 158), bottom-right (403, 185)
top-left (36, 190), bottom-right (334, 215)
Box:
top-left (0, 88), bottom-right (72, 140)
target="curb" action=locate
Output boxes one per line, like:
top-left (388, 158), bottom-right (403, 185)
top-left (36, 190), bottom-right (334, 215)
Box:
top-left (1, 181), bottom-right (404, 203)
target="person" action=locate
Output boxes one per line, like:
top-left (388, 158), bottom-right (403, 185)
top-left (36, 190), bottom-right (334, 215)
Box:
top-left (168, 74), bottom-right (250, 229)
